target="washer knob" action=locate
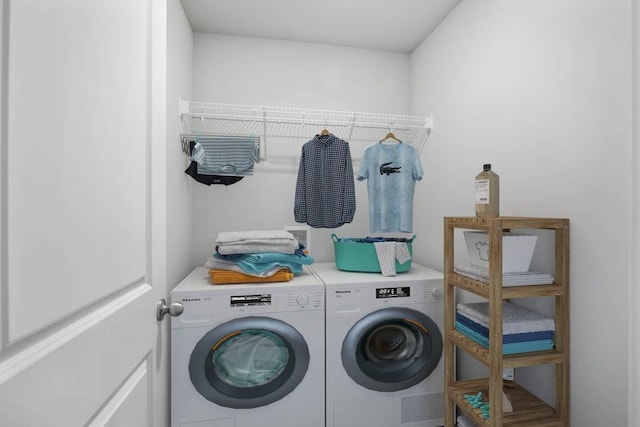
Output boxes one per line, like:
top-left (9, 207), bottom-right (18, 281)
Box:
top-left (431, 288), bottom-right (441, 299)
top-left (296, 294), bottom-right (310, 306)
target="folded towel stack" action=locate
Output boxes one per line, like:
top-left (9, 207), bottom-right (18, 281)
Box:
top-left (456, 301), bottom-right (555, 355)
top-left (205, 230), bottom-right (314, 285)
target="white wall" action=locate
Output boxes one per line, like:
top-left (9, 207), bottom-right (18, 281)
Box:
top-left (630, 0), bottom-right (640, 423)
top-left (411, 1), bottom-right (632, 426)
top-left (167, 0), bottom-right (194, 289)
top-left (189, 33), bottom-right (412, 266)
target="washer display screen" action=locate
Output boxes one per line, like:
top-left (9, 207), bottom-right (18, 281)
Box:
top-left (230, 294), bottom-right (271, 307)
top-left (376, 287), bottom-right (410, 299)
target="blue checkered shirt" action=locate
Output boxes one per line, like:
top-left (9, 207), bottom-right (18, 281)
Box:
top-left (294, 134), bottom-right (356, 228)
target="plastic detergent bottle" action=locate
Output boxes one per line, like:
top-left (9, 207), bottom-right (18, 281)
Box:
top-left (475, 164), bottom-right (499, 217)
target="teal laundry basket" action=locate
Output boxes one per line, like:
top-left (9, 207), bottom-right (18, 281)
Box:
top-left (331, 234), bottom-right (415, 273)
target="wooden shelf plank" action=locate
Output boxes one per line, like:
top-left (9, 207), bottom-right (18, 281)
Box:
top-left (445, 216), bottom-right (569, 231)
top-left (448, 379), bottom-right (563, 427)
top-left (448, 272), bottom-right (563, 298)
top-left (448, 330), bottom-right (565, 368)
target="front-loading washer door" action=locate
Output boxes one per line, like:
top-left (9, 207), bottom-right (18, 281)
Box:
top-left (189, 316), bottom-right (310, 409)
top-left (341, 307), bottom-right (442, 392)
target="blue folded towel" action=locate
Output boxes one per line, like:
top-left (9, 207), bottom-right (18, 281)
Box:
top-left (213, 244), bottom-right (313, 276)
top-left (456, 313), bottom-right (555, 343)
top-left (456, 322), bottom-right (554, 354)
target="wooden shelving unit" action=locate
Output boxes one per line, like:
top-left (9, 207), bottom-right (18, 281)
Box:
top-left (444, 216), bottom-right (570, 427)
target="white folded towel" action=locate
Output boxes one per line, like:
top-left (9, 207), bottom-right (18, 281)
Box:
top-left (215, 230), bottom-right (296, 244)
top-left (215, 230), bottom-right (298, 255)
top-left (457, 301), bottom-right (555, 334)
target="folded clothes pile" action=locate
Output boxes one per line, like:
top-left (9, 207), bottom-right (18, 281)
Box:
top-left (205, 230), bottom-right (313, 285)
top-left (456, 301), bottom-right (555, 355)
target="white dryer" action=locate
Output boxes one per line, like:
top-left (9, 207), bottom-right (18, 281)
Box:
top-left (312, 262), bottom-right (444, 427)
top-left (171, 267), bottom-right (325, 427)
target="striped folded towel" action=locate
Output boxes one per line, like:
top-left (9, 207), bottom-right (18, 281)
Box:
top-left (457, 301), bottom-right (555, 334)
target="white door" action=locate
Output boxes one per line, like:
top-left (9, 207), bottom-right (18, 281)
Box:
top-left (0, 1), bottom-right (169, 426)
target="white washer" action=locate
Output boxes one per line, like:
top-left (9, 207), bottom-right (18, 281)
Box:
top-left (171, 267), bottom-right (325, 427)
top-left (312, 262), bottom-right (444, 427)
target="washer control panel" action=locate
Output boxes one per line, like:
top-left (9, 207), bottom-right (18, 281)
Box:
top-left (222, 290), bottom-right (324, 313)
top-left (375, 286), bottom-right (411, 299)
top-left (229, 294), bottom-right (271, 307)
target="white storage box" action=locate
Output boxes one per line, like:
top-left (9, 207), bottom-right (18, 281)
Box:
top-left (464, 231), bottom-right (538, 273)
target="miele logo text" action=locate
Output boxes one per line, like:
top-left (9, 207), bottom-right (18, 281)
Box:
top-left (181, 297), bottom-right (201, 302)
top-left (335, 290), bottom-right (351, 294)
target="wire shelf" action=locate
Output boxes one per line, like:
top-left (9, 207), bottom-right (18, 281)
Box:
top-left (180, 100), bottom-right (433, 163)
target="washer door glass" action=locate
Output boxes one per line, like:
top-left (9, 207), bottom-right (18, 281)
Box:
top-left (364, 322), bottom-right (423, 362)
top-left (342, 307), bottom-right (442, 392)
top-left (190, 316), bottom-right (310, 409)
top-left (212, 329), bottom-right (289, 388)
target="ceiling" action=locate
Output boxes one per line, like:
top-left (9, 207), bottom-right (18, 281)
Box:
top-left (180, 0), bottom-right (462, 53)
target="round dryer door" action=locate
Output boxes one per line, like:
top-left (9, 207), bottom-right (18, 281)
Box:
top-left (341, 307), bottom-right (442, 392)
top-left (189, 316), bottom-right (310, 409)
